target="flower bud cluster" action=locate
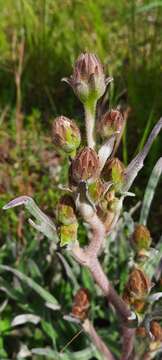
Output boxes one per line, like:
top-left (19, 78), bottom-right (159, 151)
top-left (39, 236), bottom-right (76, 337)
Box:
top-left (52, 52), bottom-right (128, 246)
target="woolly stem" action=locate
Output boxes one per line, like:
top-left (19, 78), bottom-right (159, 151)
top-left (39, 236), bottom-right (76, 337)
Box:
top-left (84, 101), bottom-right (97, 149)
top-left (83, 318), bottom-right (116, 360)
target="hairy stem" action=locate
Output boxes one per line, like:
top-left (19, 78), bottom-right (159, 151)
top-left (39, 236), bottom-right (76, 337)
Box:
top-left (83, 318), bottom-right (116, 360)
top-left (84, 102), bottom-right (96, 149)
top-left (121, 327), bottom-right (135, 360)
top-left (89, 258), bottom-right (131, 321)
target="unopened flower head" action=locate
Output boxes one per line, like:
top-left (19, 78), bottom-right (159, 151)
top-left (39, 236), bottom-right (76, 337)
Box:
top-left (63, 53), bottom-right (111, 105)
top-left (72, 147), bottom-right (99, 183)
top-left (132, 224), bottom-right (152, 252)
top-left (52, 116), bottom-right (81, 156)
top-left (126, 268), bottom-right (151, 298)
top-left (98, 109), bottom-right (124, 139)
top-left (150, 321), bottom-right (162, 341)
top-left (60, 223), bottom-right (78, 247)
top-left (102, 158), bottom-right (125, 191)
top-left (57, 195), bottom-right (77, 225)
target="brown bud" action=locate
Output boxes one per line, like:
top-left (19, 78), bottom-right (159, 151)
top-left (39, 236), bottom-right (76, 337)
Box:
top-left (136, 327), bottom-right (147, 337)
top-left (52, 116), bottom-right (81, 156)
top-left (63, 53), bottom-right (110, 104)
top-left (102, 158), bottom-right (125, 191)
top-left (57, 195), bottom-right (76, 225)
top-left (127, 268), bottom-right (150, 298)
top-left (150, 321), bottom-right (162, 341)
top-left (71, 288), bottom-right (90, 321)
top-left (72, 147), bottom-right (99, 183)
top-left (133, 300), bottom-right (145, 312)
top-left (132, 225), bottom-right (152, 252)
top-left (98, 109), bottom-right (124, 139)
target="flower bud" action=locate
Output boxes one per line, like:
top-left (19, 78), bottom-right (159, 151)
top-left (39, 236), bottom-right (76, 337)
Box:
top-left (57, 195), bottom-right (77, 225)
top-left (136, 327), bottom-right (147, 337)
top-left (52, 116), bottom-right (81, 156)
top-left (126, 268), bottom-right (150, 298)
top-left (63, 53), bottom-right (110, 104)
top-left (97, 110), bottom-right (124, 139)
top-left (72, 147), bottom-right (99, 183)
top-left (71, 288), bottom-right (90, 321)
top-left (132, 225), bottom-right (152, 252)
top-left (150, 321), bottom-right (162, 341)
top-left (88, 179), bottom-right (105, 204)
top-left (102, 158), bottom-right (125, 191)
top-left (60, 223), bottom-right (78, 247)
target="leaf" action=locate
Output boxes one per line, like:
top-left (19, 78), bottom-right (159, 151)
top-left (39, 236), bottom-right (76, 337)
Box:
top-left (136, 2), bottom-right (162, 13)
top-left (139, 157), bottom-right (162, 225)
top-left (57, 253), bottom-right (79, 292)
top-left (98, 135), bottom-right (116, 171)
top-left (3, 196), bottom-right (59, 243)
top-left (124, 117), bottom-right (162, 191)
top-left (31, 345), bottom-right (104, 360)
top-left (41, 319), bottom-right (57, 348)
top-left (0, 265), bottom-right (60, 309)
top-left (0, 277), bottom-right (25, 302)
top-left (148, 292), bottom-right (162, 304)
top-left (141, 240), bottom-right (162, 279)
top-left (11, 314), bottom-right (41, 327)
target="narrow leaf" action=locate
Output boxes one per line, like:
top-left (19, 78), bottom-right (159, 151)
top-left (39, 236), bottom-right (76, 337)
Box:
top-left (57, 253), bottom-right (79, 292)
top-left (98, 135), bottom-right (116, 171)
top-left (3, 196), bottom-right (59, 243)
top-left (140, 157), bottom-right (162, 225)
top-left (11, 314), bottom-right (41, 327)
top-left (124, 117), bottom-right (162, 191)
top-left (0, 265), bottom-right (60, 309)
top-left (31, 346), bottom-right (104, 360)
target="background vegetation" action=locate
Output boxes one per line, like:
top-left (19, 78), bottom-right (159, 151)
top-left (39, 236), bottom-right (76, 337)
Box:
top-left (0, 0), bottom-right (162, 358)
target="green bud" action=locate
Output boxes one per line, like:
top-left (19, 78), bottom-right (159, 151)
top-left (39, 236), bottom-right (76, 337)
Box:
top-left (88, 179), bottom-right (105, 204)
top-left (97, 109), bottom-right (123, 139)
top-left (57, 195), bottom-right (77, 225)
top-left (60, 223), bottom-right (78, 247)
top-left (132, 225), bottom-right (152, 252)
top-left (102, 158), bottom-right (125, 191)
top-left (52, 116), bottom-right (81, 157)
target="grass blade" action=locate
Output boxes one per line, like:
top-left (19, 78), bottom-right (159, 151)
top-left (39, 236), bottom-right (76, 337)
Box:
top-left (0, 265), bottom-right (60, 309)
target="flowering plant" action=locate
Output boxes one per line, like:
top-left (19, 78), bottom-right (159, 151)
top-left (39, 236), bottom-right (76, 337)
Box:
top-left (3, 53), bottom-right (162, 360)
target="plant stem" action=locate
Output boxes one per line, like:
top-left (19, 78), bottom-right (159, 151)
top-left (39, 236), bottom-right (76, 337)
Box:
top-left (121, 327), bottom-right (135, 360)
top-left (83, 318), bottom-right (115, 360)
top-left (89, 258), bottom-right (131, 321)
top-left (84, 101), bottom-right (97, 149)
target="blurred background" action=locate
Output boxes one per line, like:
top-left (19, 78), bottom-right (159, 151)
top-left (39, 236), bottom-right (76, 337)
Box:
top-left (0, 0), bottom-right (162, 358)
